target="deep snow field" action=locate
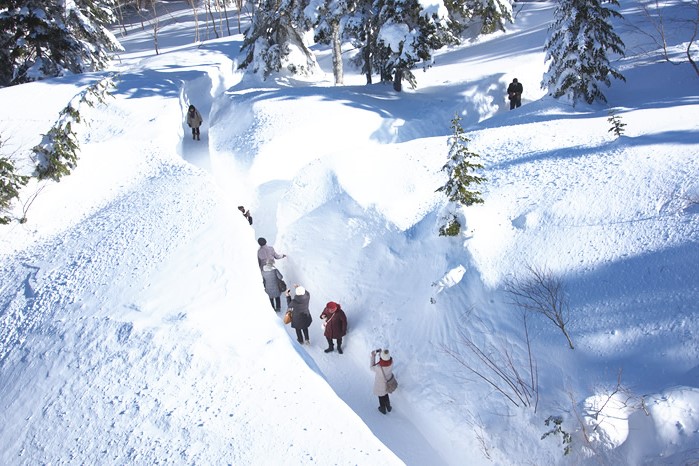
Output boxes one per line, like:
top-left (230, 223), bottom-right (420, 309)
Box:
top-left (1, 0), bottom-right (699, 464)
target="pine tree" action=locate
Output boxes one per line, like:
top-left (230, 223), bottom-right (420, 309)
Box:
top-left (0, 0), bottom-right (121, 87)
top-left (0, 137), bottom-right (30, 225)
top-left (542, 0), bottom-right (625, 105)
top-left (373, 0), bottom-right (458, 91)
top-left (307, 0), bottom-right (360, 85)
top-left (239, 0), bottom-right (319, 78)
top-left (437, 114), bottom-right (486, 207)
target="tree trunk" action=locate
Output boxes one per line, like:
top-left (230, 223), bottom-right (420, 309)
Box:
top-left (330, 20), bottom-right (343, 85)
top-left (393, 68), bottom-right (402, 92)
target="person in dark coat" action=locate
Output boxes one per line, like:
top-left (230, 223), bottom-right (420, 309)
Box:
top-left (371, 349), bottom-right (394, 414)
top-left (286, 285), bottom-right (312, 345)
top-left (320, 301), bottom-right (348, 354)
top-left (257, 237), bottom-right (286, 270)
top-left (262, 260), bottom-right (285, 311)
top-left (186, 104), bottom-right (203, 140)
top-left (507, 78), bottom-right (523, 110)
top-left (238, 206), bottom-right (252, 225)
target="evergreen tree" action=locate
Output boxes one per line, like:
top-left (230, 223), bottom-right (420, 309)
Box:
top-left (344, 0), bottom-right (381, 84)
top-left (473, 0), bottom-right (513, 34)
top-left (239, 0), bottom-right (319, 78)
top-left (0, 137), bottom-right (30, 225)
top-left (374, 0), bottom-right (458, 91)
top-left (0, 0), bottom-right (121, 87)
top-left (542, 0), bottom-right (625, 105)
top-left (436, 114), bottom-right (486, 207)
top-left (307, 0), bottom-right (358, 84)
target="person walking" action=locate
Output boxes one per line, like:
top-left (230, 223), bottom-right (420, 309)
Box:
top-left (320, 301), bottom-right (348, 354)
top-left (507, 78), bottom-right (523, 110)
top-left (286, 285), bottom-right (312, 345)
top-left (257, 237), bottom-right (286, 270)
top-left (238, 206), bottom-right (253, 225)
top-left (186, 104), bottom-right (203, 140)
top-left (371, 348), bottom-right (394, 414)
top-left (262, 260), bottom-right (285, 311)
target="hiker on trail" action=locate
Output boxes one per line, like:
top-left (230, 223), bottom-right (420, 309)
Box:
top-left (320, 301), bottom-right (347, 354)
top-left (262, 260), bottom-right (285, 312)
top-left (257, 237), bottom-right (286, 270)
top-left (238, 206), bottom-right (252, 225)
top-left (371, 348), bottom-right (394, 414)
top-left (507, 78), bottom-right (523, 110)
top-left (286, 285), bottom-right (312, 345)
top-left (186, 104), bottom-right (203, 140)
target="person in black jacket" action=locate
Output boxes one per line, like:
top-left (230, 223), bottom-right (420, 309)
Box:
top-left (286, 285), bottom-right (312, 345)
top-left (507, 78), bottom-right (523, 110)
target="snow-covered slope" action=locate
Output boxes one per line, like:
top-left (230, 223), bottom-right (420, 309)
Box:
top-left (1, 0), bottom-right (698, 464)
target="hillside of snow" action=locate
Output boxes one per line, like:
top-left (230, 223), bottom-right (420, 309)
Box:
top-left (1, 0), bottom-right (698, 464)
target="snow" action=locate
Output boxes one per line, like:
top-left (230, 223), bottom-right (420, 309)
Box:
top-left (1, 0), bottom-right (699, 464)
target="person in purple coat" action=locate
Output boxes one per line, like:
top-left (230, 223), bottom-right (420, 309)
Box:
top-left (320, 301), bottom-right (348, 354)
top-left (257, 237), bottom-right (286, 270)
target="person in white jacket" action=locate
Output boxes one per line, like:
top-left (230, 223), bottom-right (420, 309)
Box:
top-left (186, 104), bottom-right (203, 140)
top-left (371, 348), bottom-right (394, 414)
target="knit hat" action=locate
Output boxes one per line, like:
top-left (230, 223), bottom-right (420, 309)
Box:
top-left (295, 286), bottom-right (306, 296)
top-left (325, 301), bottom-right (337, 311)
top-left (257, 237), bottom-right (267, 246)
top-left (380, 349), bottom-right (391, 361)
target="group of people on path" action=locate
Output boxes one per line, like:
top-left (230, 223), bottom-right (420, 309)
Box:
top-left (255, 236), bottom-right (395, 414)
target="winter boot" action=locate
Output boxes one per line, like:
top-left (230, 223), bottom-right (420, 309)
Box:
top-left (378, 406), bottom-right (387, 414)
top-left (324, 346), bottom-right (334, 353)
top-left (387, 403), bottom-right (392, 412)
top-left (337, 346), bottom-right (343, 354)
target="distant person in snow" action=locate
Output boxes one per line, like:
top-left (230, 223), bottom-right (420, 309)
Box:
top-left (371, 348), bottom-right (394, 414)
top-left (262, 260), bottom-right (285, 311)
top-left (238, 205), bottom-right (253, 225)
top-left (507, 78), bottom-right (523, 110)
top-left (320, 301), bottom-right (348, 354)
top-left (286, 285), bottom-right (312, 345)
top-left (257, 237), bottom-right (286, 270)
top-left (186, 104), bottom-right (203, 140)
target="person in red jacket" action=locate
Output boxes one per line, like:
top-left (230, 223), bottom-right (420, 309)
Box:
top-left (320, 301), bottom-right (348, 354)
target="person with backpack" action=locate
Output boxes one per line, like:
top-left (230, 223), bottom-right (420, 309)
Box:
top-left (371, 348), bottom-right (394, 414)
top-left (507, 78), bottom-right (523, 110)
top-left (320, 301), bottom-right (348, 354)
top-left (286, 285), bottom-right (312, 345)
top-left (186, 104), bottom-right (203, 140)
top-left (257, 237), bottom-right (286, 270)
top-left (262, 260), bottom-right (285, 311)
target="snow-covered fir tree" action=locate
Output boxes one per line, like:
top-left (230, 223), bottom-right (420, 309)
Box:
top-left (436, 114), bottom-right (485, 207)
top-left (373, 0), bottom-right (457, 91)
top-left (0, 0), bottom-right (122, 87)
top-left (306, 0), bottom-right (358, 84)
top-left (441, 0), bottom-right (512, 36)
top-left (344, 0), bottom-right (381, 83)
top-left (472, 0), bottom-right (512, 34)
top-left (239, 0), bottom-right (319, 78)
top-left (541, 0), bottom-right (625, 105)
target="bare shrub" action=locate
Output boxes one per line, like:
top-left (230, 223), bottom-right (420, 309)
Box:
top-left (504, 264), bottom-right (575, 349)
top-left (443, 311), bottom-right (539, 411)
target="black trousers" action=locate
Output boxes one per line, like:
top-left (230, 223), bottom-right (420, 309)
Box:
top-left (378, 394), bottom-right (391, 409)
top-left (510, 97), bottom-right (521, 110)
top-left (269, 296), bottom-right (281, 310)
top-left (191, 127), bottom-right (200, 137)
top-left (325, 336), bottom-right (342, 349)
top-left (295, 328), bottom-right (309, 343)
